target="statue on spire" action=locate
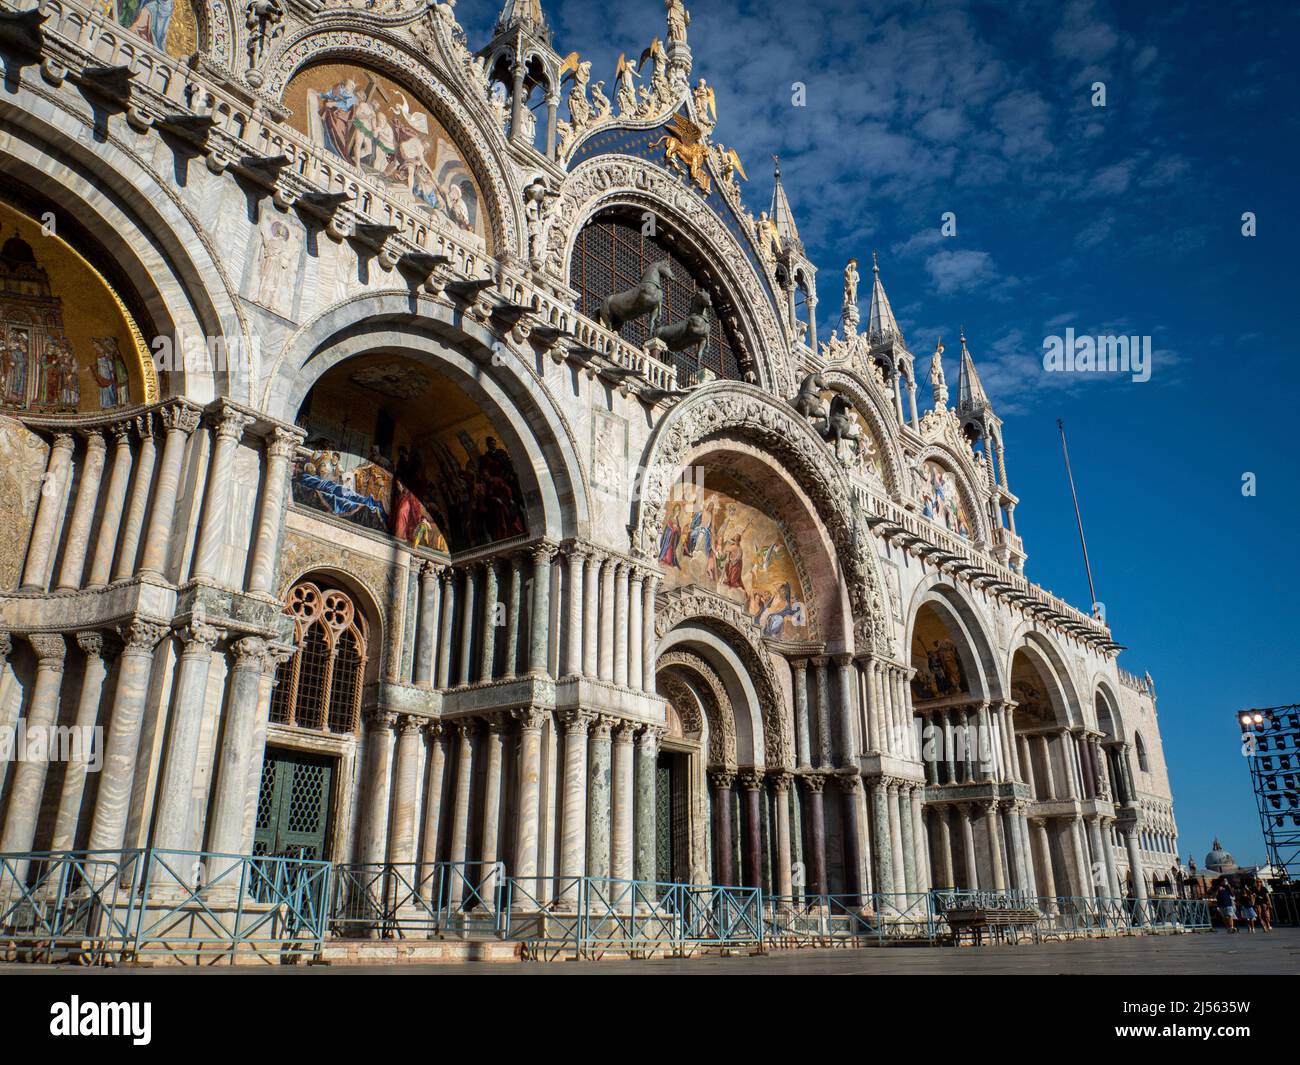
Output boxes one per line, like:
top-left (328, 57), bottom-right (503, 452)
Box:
top-left (666, 0), bottom-right (691, 44)
top-left (843, 259), bottom-right (860, 333)
top-left (930, 338), bottom-right (948, 408)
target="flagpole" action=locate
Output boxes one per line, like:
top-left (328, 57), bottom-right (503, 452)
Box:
top-left (1057, 419), bottom-right (1099, 616)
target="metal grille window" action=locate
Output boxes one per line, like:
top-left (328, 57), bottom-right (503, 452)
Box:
top-left (270, 581), bottom-right (368, 735)
top-left (570, 212), bottom-right (745, 382)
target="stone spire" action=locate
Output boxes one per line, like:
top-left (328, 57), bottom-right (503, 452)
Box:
top-left (955, 326), bottom-right (991, 415)
top-left (497, 0), bottom-right (549, 35)
top-left (769, 156), bottom-right (803, 255)
top-left (866, 252), bottom-right (903, 344)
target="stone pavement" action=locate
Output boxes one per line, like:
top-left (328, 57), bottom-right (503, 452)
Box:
top-left (4, 928), bottom-right (1294, 976)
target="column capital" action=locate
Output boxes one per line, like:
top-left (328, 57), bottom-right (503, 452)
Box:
top-left (423, 720), bottom-right (446, 743)
top-left (832, 652), bottom-right (854, 667)
top-left (454, 716), bottom-right (481, 740)
top-left (178, 622), bottom-right (222, 654)
top-left (397, 714), bottom-right (424, 736)
top-left (563, 540), bottom-right (589, 562)
top-left (212, 405), bottom-right (256, 443)
top-left (768, 770), bottom-right (794, 793)
top-left (709, 767), bottom-right (737, 789)
top-left (440, 564), bottom-right (459, 586)
top-left (810, 654), bottom-right (830, 669)
top-left (834, 771), bottom-right (863, 794)
top-left (530, 540), bottom-right (560, 566)
top-left (589, 713), bottom-right (617, 740)
top-left (738, 768), bottom-right (765, 791)
top-left (558, 708), bottom-right (593, 735)
top-left (133, 412), bottom-right (156, 440)
top-left (365, 708), bottom-right (399, 732)
top-left (612, 719), bottom-right (639, 743)
top-left (512, 706), bottom-right (549, 733)
top-left (75, 630), bottom-right (108, 659)
top-left (267, 425), bottom-right (302, 459)
top-left (119, 619), bottom-right (169, 654)
top-left (231, 635), bottom-right (271, 670)
top-left (159, 402), bottom-right (202, 435)
top-left (0, 632), bottom-right (10, 667)
top-left (419, 559), bottom-right (446, 580)
top-left (50, 431), bottom-right (75, 452)
top-left (78, 429), bottom-right (108, 453)
top-left (800, 771), bottom-right (827, 794)
top-left (26, 632), bottom-right (67, 668)
top-left (637, 724), bottom-right (666, 750)
top-left (790, 657), bottom-right (809, 674)
top-left (108, 419), bottom-right (134, 445)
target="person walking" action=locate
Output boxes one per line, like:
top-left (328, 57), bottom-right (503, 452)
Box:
top-left (1255, 880), bottom-right (1272, 932)
top-left (1215, 879), bottom-right (1236, 933)
top-left (1239, 884), bottom-right (1257, 933)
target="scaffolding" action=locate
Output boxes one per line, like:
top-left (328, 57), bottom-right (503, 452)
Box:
top-left (1238, 705), bottom-right (1300, 881)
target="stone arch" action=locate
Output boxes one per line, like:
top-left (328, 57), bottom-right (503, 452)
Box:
top-left (551, 156), bottom-right (796, 395)
top-left (655, 587), bottom-right (793, 770)
top-left (657, 648), bottom-right (738, 769)
top-left (262, 291), bottom-right (593, 543)
top-left (912, 442), bottom-right (989, 545)
top-left (0, 96), bottom-right (249, 404)
top-left (275, 564), bottom-right (386, 687)
top-left (635, 382), bottom-right (892, 658)
top-left (1093, 679), bottom-right (1127, 742)
top-left (1007, 632), bottom-right (1081, 730)
top-left (906, 579), bottom-right (1006, 703)
top-left (265, 30), bottom-right (522, 258)
top-left (819, 367), bottom-right (908, 498)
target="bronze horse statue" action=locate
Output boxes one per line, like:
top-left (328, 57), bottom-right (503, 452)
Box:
top-left (654, 289), bottom-right (713, 362)
top-left (600, 259), bottom-right (675, 335)
top-left (824, 393), bottom-right (861, 448)
top-left (791, 372), bottom-right (829, 422)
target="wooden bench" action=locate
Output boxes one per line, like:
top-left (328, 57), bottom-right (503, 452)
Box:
top-left (943, 906), bottom-right (1042, 946)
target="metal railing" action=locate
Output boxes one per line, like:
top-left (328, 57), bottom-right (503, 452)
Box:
top-left (329, 862), bottom-right (504, 939)
top-left (0, 848), bottom-right (332, 965)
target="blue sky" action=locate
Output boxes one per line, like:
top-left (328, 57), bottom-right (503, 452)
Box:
top-left (465, 0), bottom-right (1299, 867)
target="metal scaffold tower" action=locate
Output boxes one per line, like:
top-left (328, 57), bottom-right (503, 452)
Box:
top-left (1238, 705), bottom-right (1300, 881)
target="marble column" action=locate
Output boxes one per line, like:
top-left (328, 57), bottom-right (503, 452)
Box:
top-left (739, 770), bottom-right (764, 889)
top-left (1124, 827), bottom-right (1148, 922)
top-left (558, 710), bottom-right (592, 906)
top-left (959, 804), bottom-right (979, 890)
top-left (641, 573), bottom-right (659, 693)
top-left (628, 568), bottom-right (645, 691)
top-left (418, 724), bottom-right (449, 879)
top-left (504, 556), bottom-right (523, 680)
top-left (55, 432), bottom-right (108, 591)
top-left (872, 781), bottom-right (897, 896)
top-left (582, 552), bottom-right (600, 678)
top-left (246, 427), bottom-right (298, 596)
top-left (862, 659), bottom-right (880, 755)
top-left (529, 544), bottom-right (557, 676)
top-left (1086, 817), bottom-right (1109, 902)
top-left (613, 562), bottom-right (629, 687)
top-left (935, 805), bottom-right (955, 890)
top-left (943, 708), bottom-right (958, 784)
top-left (635, 728), bottom-right (663, 893)
top-left (791, 660), bottom-right (812, 769)
top-left (190, 407), bottom-right (254, 585)
top-left (113, 416), bottom-right (157, 582)
top-left (0, 634), bottom-right (66, 855)
top-left (587, 715), bottom-right (614, 879)
top-left (910, 786), bottom-right (930, 894)
top-left (804, 773), bottom-right (828, 896)
top-left (204, 637), bottom-right (273, 859)
top-left (839, 774), bottom-right (866, 901)
top-left (50, 633), bottom-right (112, 852)
top-left (598, 556), bottom-right (615, 682)
top-left (978, 702), bottom-right (996, 781)
top-left (1037, 734), bottom-right (1057, 799)
top-left (1070, 815), bottom-right (1093, 898)
top-left (834, 654), bottom-right (856, 767)
top-left (984, 801), bottom-right (1007, 892)
top-left (1100, 818), bottom-right (1122, 901)
top-left (387, 716), bottom-right (422, 869)
top-left (509, 709), bottom-right (546, 898)
top-left (479, 717), bottom-right (507, 901)
top-left (813, 658), bottom-right (832, 769)
top-left (447, 719), bottom-right (478, 866)
top-left (457, 564), bottom-right (477, 688)
top-left (1018, 735), bottom-right (1036, 795)
top-left (153, 623), bottom-right (223, 851)
top-left (709, 770), bottom-right (735, 886)
top-left (356, 711), bottom-right (397, 866)
top-left (611, 722), bottom-right (637, 881)
top-left (139, 405), bottom-right (201, 579)
top-left (771, 773), bottom-right (794, 898)
top-left (565, 545), bottom-right (586, 678)
top-left (1032, 818), bottom-right (1058, 905)
top-left (87, 621), bottom-right (168, 852)
top-left (436, 568), bottom-right (457, 689)
top-left (85, 423), bottom-right (135, 590)
top-left (479, 560), bottom-right (499, 683)
top-left (897, 783), bottom-right (917, 897)
top-left (20, 433), bottom-right (74, 591)
top-left (412, 563), bottom-right (442, 688)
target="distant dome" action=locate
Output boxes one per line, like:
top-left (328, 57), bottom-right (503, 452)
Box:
top-left (0, 233), bottom-right (36, 265)
top-left (1205, 838), bottom-right (1236, 872)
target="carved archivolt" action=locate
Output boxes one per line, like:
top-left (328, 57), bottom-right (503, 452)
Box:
top-left (550, 155), bottom-right (795, 396)
top-left (655, 586), bottom-right (793, 770)
top-left (819, 367), bottom-right (907, 499)
top-left (636, 383), bottom-right (893, 658)
top-left (657, 648), bottom-right (737, 769)
top-left (911, 437), bottom-right (990, 546)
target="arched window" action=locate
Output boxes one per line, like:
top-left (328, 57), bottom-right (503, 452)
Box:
top-left (270, 581), bottom-right (369, 735)
top-left (1135, 732), bottom-right (1150, 772)
top-left (570, 210), bottom-right (748, 382)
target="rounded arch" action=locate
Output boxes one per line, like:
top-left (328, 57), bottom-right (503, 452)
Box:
top-left (655, 587), bottom-right (794, 770)
top-left (657, 648), bottom-right (738, 769)
top-left (912, 442), bottom-right (989, 545)
top-left (906, 579), bottom-right (1005, 703)
top-left (550, 156), bottom-right (796, 395)
top-left (1093, 678), bottom-right (1127, 742)
top-left (1007, 631), bottom-right (1082, 729)
top-left (0, 93), bottom-right (249, 404)
top-left (263, 292), bottom-right (592, 543)
top-left (819, 367), bottom-right (908, 498)
top-left (635, 382), bottom-right (892, 657)
top-left (265, 30), bottom-right (522, 258)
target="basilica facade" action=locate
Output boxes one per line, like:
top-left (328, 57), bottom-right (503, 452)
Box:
top-left (0, 0), bottom-right (1181, 926)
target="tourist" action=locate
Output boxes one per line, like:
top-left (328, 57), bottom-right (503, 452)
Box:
top-left (1214, 880), bottom-right (1236, 933)
top-left (1255, 881), bottom-right (1273, 932)
top-left (1238, 884), bottom-right (1257, 933)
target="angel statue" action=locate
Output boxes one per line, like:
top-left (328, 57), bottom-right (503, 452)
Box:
top-left (714, 143), bottom-right (748, 195)
top-left (694, 78), bottom-right (716, 128)
top-left (559, 53), bottom-right (593, 129)
top-left (666, 0), bottom-right (691, 44)
top-left (614, 53), bottom-right (640, 116)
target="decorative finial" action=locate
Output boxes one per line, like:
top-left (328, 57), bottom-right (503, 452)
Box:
top-left (872, 250), bottom-right (880, 274)
top-left (773, 154), bottom-right (781, 180)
